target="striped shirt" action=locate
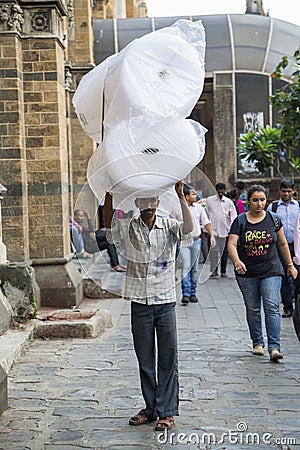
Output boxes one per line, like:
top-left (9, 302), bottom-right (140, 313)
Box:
top-left (106, 215), bottom-right (191, 305)
top-left (267, 198), bottom-right (300, 243)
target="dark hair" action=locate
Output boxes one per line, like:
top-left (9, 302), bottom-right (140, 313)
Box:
top-left (229, 189), bottom-right (238, 200)
top-left (280, 178), bottom-right (294, 189)
top-left (183, 184), bottom-right (192, 196)
top-left (216, 182), bottom-right (226, 191)
top-left (247, 184), bottom-right (267, 202)
top-left (236, 181), bottom-right (245, 190)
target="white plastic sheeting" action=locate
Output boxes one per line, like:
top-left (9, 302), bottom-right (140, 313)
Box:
top-left (73, 19), bottom-right (206, 143)
top-left (72, 19), bottom-right (206, 211)
top-left (103, 30), bottom-right (204, 140)
top-left (87, 118), bottom-right (207, 210)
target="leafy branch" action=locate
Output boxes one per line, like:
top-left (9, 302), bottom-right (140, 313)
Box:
top-left (237, 47), bottom-right (300, 176)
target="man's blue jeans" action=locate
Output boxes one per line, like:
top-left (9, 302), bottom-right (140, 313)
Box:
top-left (180, 238), bottom-right (201, 297)
top-left (131, 301), bottom-right (179, 419)
top-left (237, 276), bottom-right (282, 352)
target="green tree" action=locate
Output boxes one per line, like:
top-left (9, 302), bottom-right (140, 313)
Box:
top-left (238, 125), bottom-right (284, 177)
top-left (237, 47), bottom-right (300, 175)
top-left (271, 47), bottom-right (300, 171)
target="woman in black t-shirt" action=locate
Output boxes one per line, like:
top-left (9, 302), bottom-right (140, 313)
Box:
top-left (228, 185), bottom-right (298, 361)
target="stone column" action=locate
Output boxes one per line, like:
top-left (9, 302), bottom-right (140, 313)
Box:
top-left (0, 13), bottom-right (29, 262)
top-left (0, 0), bottom-right (83, 307)
top-left (213, 75), bottom-right (236, 187)
top-left (67, 0), bottom-right (96, 210)
top-left (0, 184), bottom-right (7, 265)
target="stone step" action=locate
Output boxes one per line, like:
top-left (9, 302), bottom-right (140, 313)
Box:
top-left (33, 309), bottom-right (112, 339)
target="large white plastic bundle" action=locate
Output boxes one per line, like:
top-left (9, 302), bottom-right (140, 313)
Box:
top-left (72, 19), bottom-right (206, 143)
top-left (87, 118), bottom-right (207, 203)
top-left (73, 19), bottom-right (207, 210)
top-left (103, 27), bottom-right (204, 139)
top-left (72, 55), bottom-right (115, 143)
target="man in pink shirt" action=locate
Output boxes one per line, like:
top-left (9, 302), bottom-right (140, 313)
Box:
top-left (205, 183), bottom-right (237, 278)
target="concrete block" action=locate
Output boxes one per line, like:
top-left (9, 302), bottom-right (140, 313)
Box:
top-left (32, 310), bottom-right (112, 339)
top-left (34, 260), bottom-right (83, 308)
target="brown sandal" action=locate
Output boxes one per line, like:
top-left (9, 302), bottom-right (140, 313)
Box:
top-left (155, 416), bottom-right (174, 431)
top-left (129, 409), bottom-right (154, 426)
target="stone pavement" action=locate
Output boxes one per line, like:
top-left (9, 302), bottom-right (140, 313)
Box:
top-left (0, 260), bottom-right (299, 450)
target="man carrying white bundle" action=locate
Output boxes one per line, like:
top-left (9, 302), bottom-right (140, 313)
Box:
top-left (104, 181), bottom-right (193, 431)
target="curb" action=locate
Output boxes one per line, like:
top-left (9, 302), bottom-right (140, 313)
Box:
top-left (0, 321), bottom-right (36, 374)
top-left (0, 321), bottom-right (37, 414)
top-left (0, 308), bottom-right (113, 415)
top-left (0, 309), bottom-right (113, 373)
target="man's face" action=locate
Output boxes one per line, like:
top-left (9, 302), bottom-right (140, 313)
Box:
top-left (279, 187), bottom-right (295, 203)
top-left (217, 189), bottom-right (226, 199)
top-left (74, 210), bottom-right (85, 223)
top-left (186, 190), bottom-right (197, 204)
top-left (135, 197), bottom-right (159, 219)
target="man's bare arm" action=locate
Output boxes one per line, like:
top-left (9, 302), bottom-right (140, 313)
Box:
top-left (175, 181), bottom-right (193, 234)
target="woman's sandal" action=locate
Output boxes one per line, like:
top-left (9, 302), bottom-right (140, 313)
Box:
top-left (129, 409), bottom-right (155, 426)
top-left (155, 416), bottom-right (175, 431)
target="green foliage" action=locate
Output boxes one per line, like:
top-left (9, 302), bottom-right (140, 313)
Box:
top-left (238, 126), bottom-right (283, 176)
top-left (271, 48), bottom-right (300, 152)
top-left (237, 47), bottom-right (300, 176)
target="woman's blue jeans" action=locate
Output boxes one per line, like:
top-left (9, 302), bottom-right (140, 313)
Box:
top-left (236, 276), bottom-right (282, 352)
top-left (180, 238), bottom-right (201, 297)
top-left (70, 226), bottom-right (84, 254)
top-left (131, 301), bottom-right (179, 419)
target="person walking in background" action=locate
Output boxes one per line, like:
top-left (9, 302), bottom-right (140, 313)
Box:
top-left (205, 183), bottom-right (237, 278)
top-left (172, 185), bottom-right (216, 305)
top-left (228, 189), bottom-right (245, 215)
top-left (236, 181), bottom-right (249, 211)
top-left (267, 178), bottom-right (300, 318)
top-left (228, 185), bottom-right (298, 361)
top-left (104, 181), bottom-right (193, 431)
top-left (293, 213), bottom-right (300, 303)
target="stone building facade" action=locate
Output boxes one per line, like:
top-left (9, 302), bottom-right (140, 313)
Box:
top-left (0, 0), bottom-right (146, 308)
top-left (1, 0), bottom-right (299, 309)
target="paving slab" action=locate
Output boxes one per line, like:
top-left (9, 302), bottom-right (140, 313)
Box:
top-left (0, 261), bottom-right (299, 449)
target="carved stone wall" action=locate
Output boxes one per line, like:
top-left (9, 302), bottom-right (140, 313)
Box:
top-left (92, 0), bottom-right (147, 19)
top-left (0, 0), bottom-right (83, 307)
top-left (0, 3), bottom-right (24, 32)
top-left (0, 0), bottom-right (146, 307)
top-left (0, 33), bottom-right (29, 262)
top-left (213, 86), bottom-right (236, 186)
